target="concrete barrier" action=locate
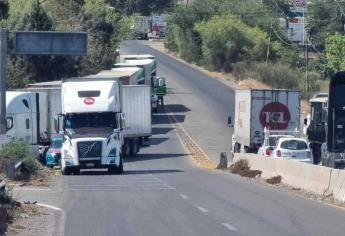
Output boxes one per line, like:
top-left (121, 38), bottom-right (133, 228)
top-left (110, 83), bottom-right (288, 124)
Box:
top-left (233, 154), bottom-right (345, 202)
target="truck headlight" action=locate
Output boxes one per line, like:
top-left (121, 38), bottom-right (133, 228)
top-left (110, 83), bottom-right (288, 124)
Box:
top-left (108, 148), bottom-right (116, 157)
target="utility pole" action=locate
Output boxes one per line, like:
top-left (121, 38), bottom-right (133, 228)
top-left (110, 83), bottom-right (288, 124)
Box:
top-left (0, 29), bottom-right (7, 135)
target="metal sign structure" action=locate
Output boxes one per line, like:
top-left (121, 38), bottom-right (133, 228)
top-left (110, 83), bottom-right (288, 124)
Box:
top-left (13, 31), bottom-right (87, 55)
top-left (0, 30), bottom-right (87, 135)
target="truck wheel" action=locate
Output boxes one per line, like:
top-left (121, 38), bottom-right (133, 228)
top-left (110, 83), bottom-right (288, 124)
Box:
top-left (61, 167), bottom-right (70, 175)
top-left (244, 146), bottom-right (250, 153)
top-left (73, 167), bottom-right (80, 175)
top-left (108, 157), bottom-right (123, 175)
top-left (122, 140), bottom-right (130, 158)
top-left (129, 140), bottom-right (138, 156)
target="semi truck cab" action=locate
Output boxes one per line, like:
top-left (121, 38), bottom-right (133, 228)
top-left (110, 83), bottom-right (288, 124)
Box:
top-left (56, 78), bottom-right (124, 175)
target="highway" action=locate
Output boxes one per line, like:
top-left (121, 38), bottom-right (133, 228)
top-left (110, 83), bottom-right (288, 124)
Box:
top-left (14, 40), bottom-right (345, 236)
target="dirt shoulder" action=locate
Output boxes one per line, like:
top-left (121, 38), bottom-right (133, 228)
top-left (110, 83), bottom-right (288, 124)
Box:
top-left (5, 204), bottom-right (55, 236)
top-left (146, 40), bottom-right (311, 115)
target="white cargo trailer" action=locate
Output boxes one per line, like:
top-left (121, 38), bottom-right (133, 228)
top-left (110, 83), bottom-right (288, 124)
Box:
top-left (122, 85), bottom-right (152, 139)
top-left (98, 67), bottom-right (145, 85)
top-left (230, 89), bottom-right (301, 153)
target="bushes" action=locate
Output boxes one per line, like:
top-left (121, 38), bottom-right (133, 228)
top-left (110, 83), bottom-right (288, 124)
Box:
top-left (251, 63), bottom-right (301, 89)
top-left (195, 15), bottom-right (268, 71)
top-left (0, 142), bottom-right (38, 179)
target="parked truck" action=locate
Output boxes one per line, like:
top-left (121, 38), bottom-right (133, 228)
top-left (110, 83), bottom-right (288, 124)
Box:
top-left (304, 93), bottom-right (328, 164)
top-left (320, 72), bottom-right (345, 168)
top-left (55, 75), bottom-right (151, 175)
top-left (133, 16), bottom-right (150, 40)
top-left (229, 89), bottom-right (301, 153)
top-left (0, 82), bottom-right (61, 157)
top-left (113, 58), bottom-right (162, 112)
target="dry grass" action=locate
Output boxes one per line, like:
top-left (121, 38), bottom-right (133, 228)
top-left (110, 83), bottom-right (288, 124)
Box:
top-left (266, 175), bottom-right (282, 185)
top-left (230, 159), bottom-right (262, 178)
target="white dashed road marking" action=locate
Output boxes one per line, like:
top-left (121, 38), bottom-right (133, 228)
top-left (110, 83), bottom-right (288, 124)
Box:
top-left (222, 223), bottom-right (238, 232)
top-left (179, 194), bottom-right (189, 199)
top-left (196, 206), bottom-right (209, 213)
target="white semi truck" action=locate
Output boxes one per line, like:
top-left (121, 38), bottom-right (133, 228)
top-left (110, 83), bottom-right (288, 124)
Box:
top-left (229, 89), bottom-right (301, 153)
top-left (56, 75), bottom-right (151, 175)
top-left (0, 82), bottom-right (61, 155)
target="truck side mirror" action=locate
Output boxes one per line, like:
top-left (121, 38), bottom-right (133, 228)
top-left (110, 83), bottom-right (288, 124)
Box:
top-left (54, 115), bottom-right (59, 132)
top-left (54, 114), bottom-right (65, 133)
top-left (121, 113), bottom-right (126, 128)
top-left (6, 117), bottom-right (13, 131)
top-left (227, 116), bottom-right (233, 127)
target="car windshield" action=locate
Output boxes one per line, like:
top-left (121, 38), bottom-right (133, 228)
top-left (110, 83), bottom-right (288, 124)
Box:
top-left (280, 140), bottom-right (308, 150)
top-left (65, 112), bottom-right (117, 137)
top-left (51, 139), bottom-right (63, 149)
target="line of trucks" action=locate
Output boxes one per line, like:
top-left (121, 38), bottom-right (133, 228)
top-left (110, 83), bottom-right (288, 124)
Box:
top-left (0, 54), bottom-right (166, 175)
top-left (230, 72), bottom-right (345, 169)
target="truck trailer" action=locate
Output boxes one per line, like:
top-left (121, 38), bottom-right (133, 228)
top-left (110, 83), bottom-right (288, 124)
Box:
top-left (229, 89), bottom-right (301, 153)
top-left (0, 83), bottom-right (61, 155)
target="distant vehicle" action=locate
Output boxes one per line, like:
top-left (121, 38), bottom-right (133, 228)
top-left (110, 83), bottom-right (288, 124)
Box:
top-left (133, 16), bottom-right (150, 40)
top-left (258, 134), bottom-right (294, 157)
top-left (271, 138), bottom-right (312, 163)
top-left (228, 89), bottom-right (301, 153)
top-left (45, 136), bottom-right (63, 167)
top-left (258, 128), bottom-right (297, 157)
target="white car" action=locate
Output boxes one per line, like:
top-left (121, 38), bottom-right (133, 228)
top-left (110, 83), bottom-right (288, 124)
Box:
top-left (258, 135), bottom-right (294, 157)
top-left (271, 138), bottom-right (312, 163)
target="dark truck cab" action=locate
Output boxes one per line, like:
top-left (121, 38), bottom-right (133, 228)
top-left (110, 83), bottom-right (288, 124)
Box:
top-left (320, 72), bottom-right (345, 168)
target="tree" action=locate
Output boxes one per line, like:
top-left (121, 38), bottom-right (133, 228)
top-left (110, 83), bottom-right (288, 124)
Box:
top-left (0, 0), bottom-right (9, 19)
top-left (307, 0), bottom-right (345, 49)
top-left (326, 32), bottom-right (345, 72)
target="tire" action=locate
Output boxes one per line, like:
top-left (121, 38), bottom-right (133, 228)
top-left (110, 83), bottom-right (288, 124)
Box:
top-left (129, 139), bottom-right (138, 156)
top-left (73, 167), bottom-right (80, 175)
top-left (122, 140), bottom-right (130, 158)
top-left (108, 156), bottom-right (123, 175)
top-left (61, 167), bottom-right (70, 175)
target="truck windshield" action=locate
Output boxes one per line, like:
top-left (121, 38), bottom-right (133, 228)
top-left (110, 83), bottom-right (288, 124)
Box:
top-left (64, 112), bottom-right (117, 137)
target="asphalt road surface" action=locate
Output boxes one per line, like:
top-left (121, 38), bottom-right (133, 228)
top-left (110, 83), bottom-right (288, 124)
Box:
top-left (13, 40), bottom-right (345, 236)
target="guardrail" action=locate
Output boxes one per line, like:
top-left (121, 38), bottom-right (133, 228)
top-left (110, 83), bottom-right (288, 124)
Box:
top-left (6, 160), bottom-right (23, 179)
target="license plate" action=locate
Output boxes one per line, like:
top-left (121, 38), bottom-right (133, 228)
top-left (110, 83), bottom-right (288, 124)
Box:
top-left (86, 163), bottom-right (95, 167)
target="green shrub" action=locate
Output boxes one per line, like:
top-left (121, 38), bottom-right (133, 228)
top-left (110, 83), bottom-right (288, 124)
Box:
top-left (0, 142), bottom-right (28, 160)
top-left (232, 62), bottom-right (251, 81)
top-left (195, 15), bottom-right (269, 71)
top-left (21, 157), bottom-right (38, 177)
top-left (251, 62), bottom-right (301, 89)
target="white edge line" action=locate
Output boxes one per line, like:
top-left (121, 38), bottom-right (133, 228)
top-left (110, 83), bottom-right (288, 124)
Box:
top-left (179, 194), bottom-right (189, 200)
top-left (222, 223), bottom-right (238, 232)
top-left (36, 203), bottom-right (62, 211)
top-left (37, 203), bottom-right (66, 235)
top-left (196, 206), bottom-right (209, 213)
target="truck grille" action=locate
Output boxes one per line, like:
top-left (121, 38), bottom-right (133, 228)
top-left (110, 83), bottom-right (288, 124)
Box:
top-left (77, 141), bottom-right (102, 159)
